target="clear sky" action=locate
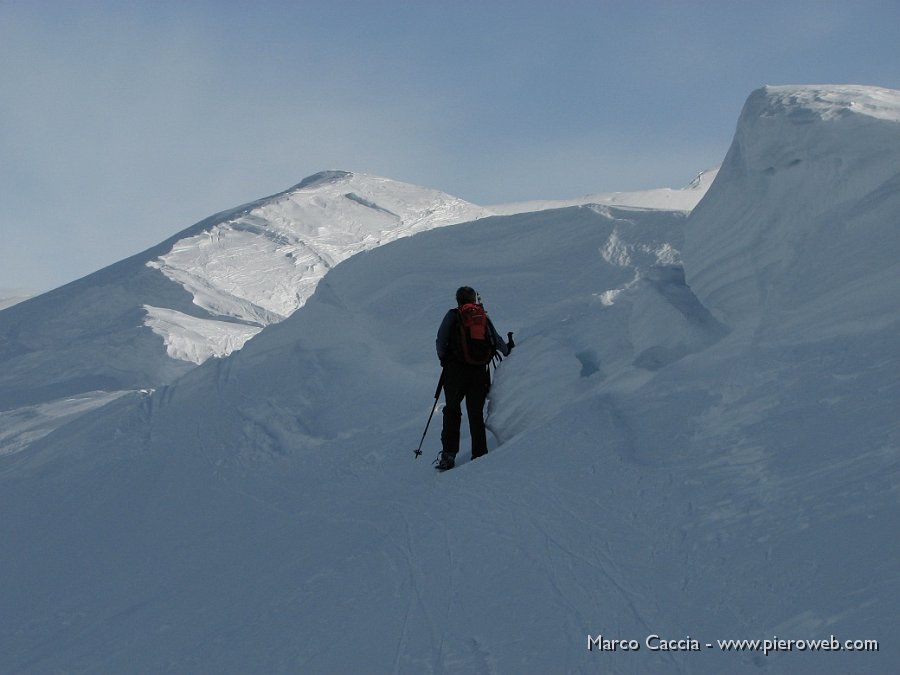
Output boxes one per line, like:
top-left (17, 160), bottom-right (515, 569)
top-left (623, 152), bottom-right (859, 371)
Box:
top-left (2, 0), bottom-right (899, 292)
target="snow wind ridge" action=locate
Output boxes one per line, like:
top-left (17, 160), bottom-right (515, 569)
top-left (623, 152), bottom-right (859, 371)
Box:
top-left (144, 171), bottom-right (491, 363)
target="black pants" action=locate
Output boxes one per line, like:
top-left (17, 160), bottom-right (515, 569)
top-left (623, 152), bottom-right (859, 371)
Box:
top-left (441, 363), bottom-right (490, 459)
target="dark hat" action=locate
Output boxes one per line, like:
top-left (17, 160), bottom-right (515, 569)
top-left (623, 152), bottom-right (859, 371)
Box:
top-left (456, 286), bottom-right (477, 305)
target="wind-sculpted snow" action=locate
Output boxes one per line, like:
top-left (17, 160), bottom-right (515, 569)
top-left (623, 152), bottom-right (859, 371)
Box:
top-left (2, 203), bottom-right (730, 673)
top-left (684, 85), bottom-right (900, 334)
top-left (144, 171), bottom-right (491, 362)
top-left (1, 85), bottom-right (898, 673)
top-left (0, 172), bottom-right (489, 452)
top-left (0, 169), bottom-right (711, 457)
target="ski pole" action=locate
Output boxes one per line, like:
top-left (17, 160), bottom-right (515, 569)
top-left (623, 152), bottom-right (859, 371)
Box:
top-left (413, 369), bottom-right (445, 458)
top-left (492, 332), bottom-right (515, 372)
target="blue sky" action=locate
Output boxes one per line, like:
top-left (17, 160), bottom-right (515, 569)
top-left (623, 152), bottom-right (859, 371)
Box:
top-left (2, 0), bottom-right (899, 292)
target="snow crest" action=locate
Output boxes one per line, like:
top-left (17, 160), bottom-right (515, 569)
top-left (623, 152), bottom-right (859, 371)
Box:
top-left (684, 85), bottom-right (900, 335)
top-left (0, 172), bottom-right (490, 455)
top-left (145, 172), bottom-right (491, 360)
top-left (489, 167), bottom-right (718, 216)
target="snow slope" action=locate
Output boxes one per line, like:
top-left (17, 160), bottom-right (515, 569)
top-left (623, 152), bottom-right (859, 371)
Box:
top-left (0, 172), bottom-right (488, 451)
top-left (488, 167), bottom-right (718, 215)
top-left (0, 169), bottom-right (710, 459)
top-left (684, 85), bottom-right (900, 333)
top-left (1, 85), bottom-right (898, 674)
top-left (1, 203), bottom-right (706, 674)
top-left (143, 171), bottom-right (492, 363)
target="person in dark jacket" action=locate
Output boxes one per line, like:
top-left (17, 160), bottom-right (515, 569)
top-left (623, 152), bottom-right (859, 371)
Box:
top-left (434, 286), bottom-right (513, 471)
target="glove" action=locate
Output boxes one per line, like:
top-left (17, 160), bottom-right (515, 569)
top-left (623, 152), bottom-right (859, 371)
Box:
top-left (506, 332), bottom-right (515, 351)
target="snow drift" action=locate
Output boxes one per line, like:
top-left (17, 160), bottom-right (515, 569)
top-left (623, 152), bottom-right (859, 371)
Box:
top-left (1, 85), bottom-right (898, 674)
top-left (685, 85), bottom-right (900, 335)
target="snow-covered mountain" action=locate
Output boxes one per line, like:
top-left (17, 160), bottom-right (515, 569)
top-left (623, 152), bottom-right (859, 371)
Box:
top-left (144, 170), bottom-right (492, 363)
top-left (0, 167), bottom-right (709, 457)
top-left (0, 172), bottom-right (490, 450)
top-left (1, 170), bottom-right (488, 378)
top-left (0, 288), bottom-right (35, 310)
top-left (2, 85), bottom-right (898, 674)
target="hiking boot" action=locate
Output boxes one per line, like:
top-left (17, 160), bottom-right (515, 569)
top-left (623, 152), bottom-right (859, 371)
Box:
top-left (435, 451), bottom-right (456, 471)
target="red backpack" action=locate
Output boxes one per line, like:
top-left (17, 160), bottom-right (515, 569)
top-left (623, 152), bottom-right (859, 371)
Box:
top-left (456, 303), bottom-right (496, 365)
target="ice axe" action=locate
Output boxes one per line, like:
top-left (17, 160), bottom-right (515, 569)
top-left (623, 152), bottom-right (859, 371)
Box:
top-left (413, 369), bottom-right (445, 458)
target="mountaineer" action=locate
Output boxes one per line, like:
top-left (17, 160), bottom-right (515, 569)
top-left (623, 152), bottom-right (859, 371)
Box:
top-left (434, 286), bottom-right (514, 471)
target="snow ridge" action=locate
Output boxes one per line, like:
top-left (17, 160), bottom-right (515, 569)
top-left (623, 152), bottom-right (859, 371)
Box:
top-left (489, 167), bottom-right (719, 216)
top-left (0, 288), bottom-right (35, 310)
top-left (0, 172), bottom-right (490, 453)
top-left (144, 171), bottom-right (491, 362)
top-left (756, 84), bottom-right (900, 123)
top-left (685, 84), bottom-right (900, 334)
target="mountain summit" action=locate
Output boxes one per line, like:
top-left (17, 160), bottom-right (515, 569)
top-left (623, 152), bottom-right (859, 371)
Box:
top-left (143, 170), bottom-right (491, 363)
top-left (0, 173), bottom-right (488, 408)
